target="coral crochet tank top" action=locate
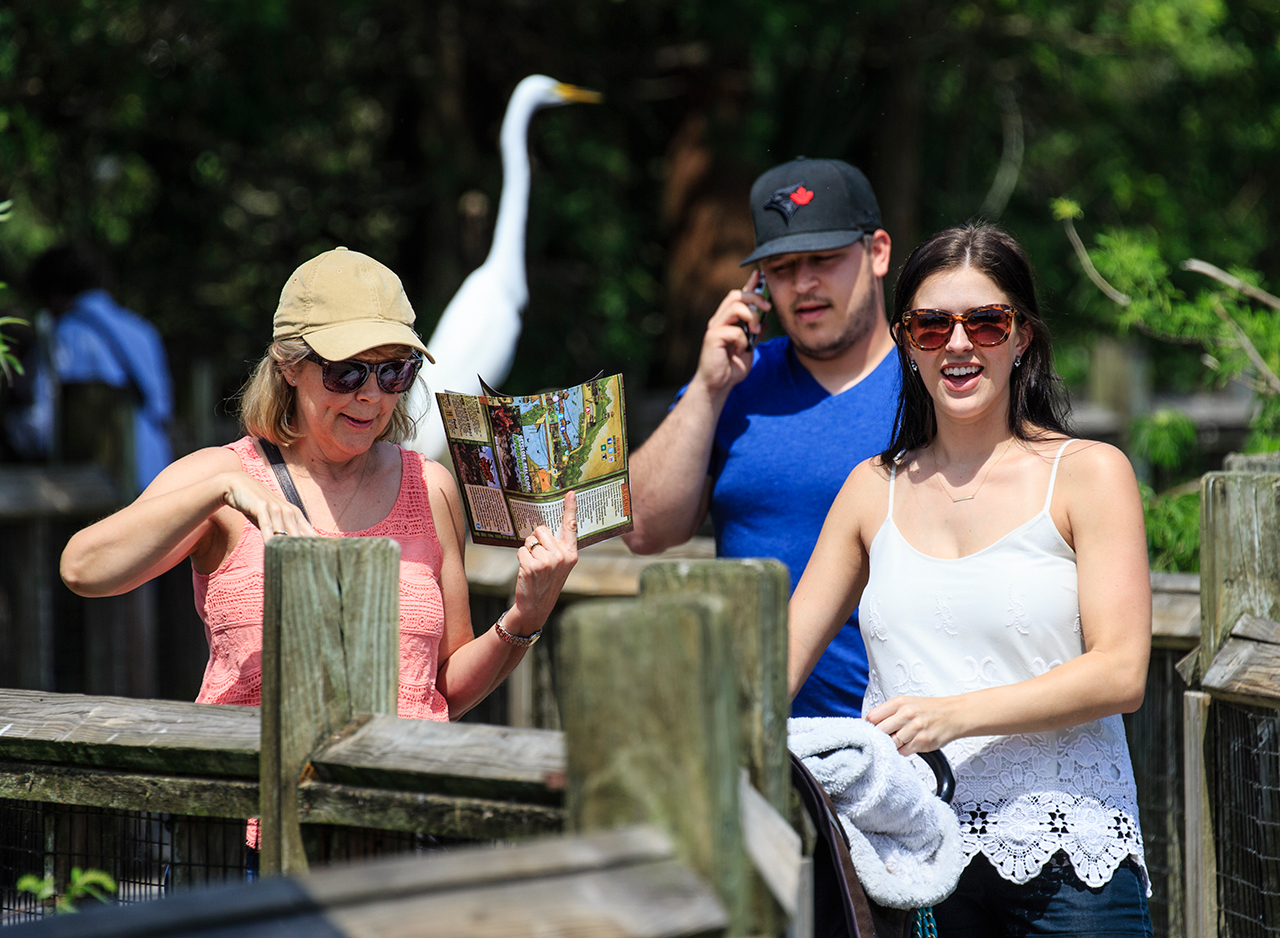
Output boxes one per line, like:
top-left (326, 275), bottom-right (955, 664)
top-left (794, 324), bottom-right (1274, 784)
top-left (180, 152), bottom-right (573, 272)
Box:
top-left (193, 436), bottom-right (450, 721)
top-left (859, 441), bottom-right (1147, 892)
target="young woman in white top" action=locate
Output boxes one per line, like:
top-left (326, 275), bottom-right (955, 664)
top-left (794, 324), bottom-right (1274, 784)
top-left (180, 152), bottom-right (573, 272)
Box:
top-left (788, 224), bottom-right (1153, 935)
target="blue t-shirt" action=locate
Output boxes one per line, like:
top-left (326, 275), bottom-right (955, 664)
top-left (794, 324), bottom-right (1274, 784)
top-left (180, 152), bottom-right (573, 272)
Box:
top-left (706, 337), bottom-right (900, 717)
top-left (4, 290), bottom-right (173, 492)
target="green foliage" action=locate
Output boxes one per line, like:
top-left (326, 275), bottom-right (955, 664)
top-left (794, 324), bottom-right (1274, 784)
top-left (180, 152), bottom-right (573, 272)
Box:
top-left (1051, 197), bottom-right (1084, 222)
top-left (0, 199), bottom-right (23, 382)
top-left (0, 0), bottom-right (1278, 406)
top-left (0, 315), bottom-right (27, 382)
top-left (1130, 408), bottom-right (1198, 470)
top-left (1090, 225), bottom-right (1279, 424)
top-left (1082, 213), bottom-right (1280, 572)
top-left (16, 867), bottom-right (117, 914)
top-left (1141, 484), bottom-right (1200, 573)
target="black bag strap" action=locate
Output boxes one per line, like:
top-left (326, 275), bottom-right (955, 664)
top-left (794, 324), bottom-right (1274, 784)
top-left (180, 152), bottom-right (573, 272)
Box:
top-left (257, 438), bottom-right (311, 523)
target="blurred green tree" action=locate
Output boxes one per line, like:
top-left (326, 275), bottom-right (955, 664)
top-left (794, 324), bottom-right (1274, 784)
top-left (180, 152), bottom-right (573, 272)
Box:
top-left (0, 0), bottom-right (1275, 439)
top-left (1056, 202), bottom-right (1280, 572)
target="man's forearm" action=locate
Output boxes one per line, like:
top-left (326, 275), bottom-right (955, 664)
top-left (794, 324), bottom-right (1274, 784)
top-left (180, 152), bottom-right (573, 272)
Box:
top-left (624, 382), bottom-right (725, 553)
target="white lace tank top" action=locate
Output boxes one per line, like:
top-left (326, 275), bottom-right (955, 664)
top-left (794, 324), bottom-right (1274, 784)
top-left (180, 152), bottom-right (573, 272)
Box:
top-left (859, 440), bottom-right (1148, 891)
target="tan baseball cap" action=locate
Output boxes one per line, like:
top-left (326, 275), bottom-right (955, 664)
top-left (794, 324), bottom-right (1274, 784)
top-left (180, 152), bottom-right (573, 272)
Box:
top-left (273, 247), bottom-right (434, 362)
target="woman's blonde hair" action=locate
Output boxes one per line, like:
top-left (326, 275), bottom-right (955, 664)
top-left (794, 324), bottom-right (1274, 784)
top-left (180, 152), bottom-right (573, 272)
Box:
top-left (238, 338), bottom-right (421, 446)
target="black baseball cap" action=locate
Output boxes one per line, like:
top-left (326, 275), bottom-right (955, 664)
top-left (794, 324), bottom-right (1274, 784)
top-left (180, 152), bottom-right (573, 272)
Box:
top-left (740, 158), bottom-right (882, 265)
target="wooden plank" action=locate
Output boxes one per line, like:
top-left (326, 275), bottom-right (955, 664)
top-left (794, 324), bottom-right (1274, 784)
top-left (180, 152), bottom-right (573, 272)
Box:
top-left (1176, 645), bottom-right (1201, 686)
top-left (1228, 612), bottom-right (1280, 645)
top-left (0, 759), bottom-right (258, 818)
top-left (0, 466), bottom-right (120, 521)
top-left (737, 770), bottom-right (801, 918)
top-left (0, 689), bottom-right (260, 777)
top-left (260, 538), bottom-right (400, 876)
top-left (297, 780), bottom-right (563, 839)
top-left (1151, 571), bottom-right (1200, 594)
top-left (1199, 472), bottom-right (1280, 677)
top-left (794, 858), bottom-right (814, 938)
top-left (1184, 691), bottom-right (1217, 938)
top-left (559, 593), bottom-right (747, 934)
top-left (1200, 636), bottom-right (1280, 709)
top-left (1151, 589), bottom-right (1201, 645)
top-left (303, 825), bottom-right (676, 903)
top-left (307, 713), bottom-right (564, 804)
top-left (323, 860), bottom-right (727, 938)
top-left (0, 827), bottom-right (705, 938)
top-left (1223, 452), bottom-right (1280, 472)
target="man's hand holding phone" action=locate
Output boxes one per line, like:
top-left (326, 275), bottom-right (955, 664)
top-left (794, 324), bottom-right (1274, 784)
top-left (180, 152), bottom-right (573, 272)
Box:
top-left (692, 269), bottom-right (773, 402)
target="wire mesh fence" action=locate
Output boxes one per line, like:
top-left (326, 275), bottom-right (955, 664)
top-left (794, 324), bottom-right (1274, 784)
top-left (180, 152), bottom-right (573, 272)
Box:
top-left (0, 799), bottom-right (252, 923)
top-left (1125, 646), bottom-right (1189, 938)
top-left (1212, 700), bottom-right (1280, 938)
top-left (0, 799), bottom-right (461, 924)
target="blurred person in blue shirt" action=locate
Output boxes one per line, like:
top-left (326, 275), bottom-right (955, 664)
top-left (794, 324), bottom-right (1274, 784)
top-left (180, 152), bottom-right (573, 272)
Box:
top-left (5, 244), bottom-right (173, 491)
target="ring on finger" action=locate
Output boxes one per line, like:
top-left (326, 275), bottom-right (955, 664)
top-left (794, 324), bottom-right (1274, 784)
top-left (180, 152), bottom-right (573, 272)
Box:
top-left (273, 530), bottom-right (290, 536)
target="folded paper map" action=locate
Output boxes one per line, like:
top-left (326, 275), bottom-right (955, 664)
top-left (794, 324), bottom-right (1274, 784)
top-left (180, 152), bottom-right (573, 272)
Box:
top-left (436, 374), bottom-right (632, 547)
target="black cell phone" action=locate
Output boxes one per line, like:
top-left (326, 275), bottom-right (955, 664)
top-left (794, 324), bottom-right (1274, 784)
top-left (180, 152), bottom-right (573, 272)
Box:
top-left (745, 271), bottom-right (770, 350)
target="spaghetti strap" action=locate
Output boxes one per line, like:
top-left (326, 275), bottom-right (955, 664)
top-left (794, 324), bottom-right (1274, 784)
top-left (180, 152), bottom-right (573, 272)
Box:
top-left (886, 458), bottom-right (899, 521)
top-left (1042, 439), bottom-right (1075, 513)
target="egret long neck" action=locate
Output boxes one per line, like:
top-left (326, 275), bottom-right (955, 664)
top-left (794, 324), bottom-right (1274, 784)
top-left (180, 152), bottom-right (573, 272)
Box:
top-left (487, 90), bottom-right (539, 301)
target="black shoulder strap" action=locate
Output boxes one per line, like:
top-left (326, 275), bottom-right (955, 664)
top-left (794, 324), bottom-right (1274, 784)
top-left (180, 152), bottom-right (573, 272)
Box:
top-left (257, 438), bottom-right (311, 523)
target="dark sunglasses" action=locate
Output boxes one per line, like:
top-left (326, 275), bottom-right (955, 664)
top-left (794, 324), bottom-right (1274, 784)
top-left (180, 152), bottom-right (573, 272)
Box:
top-left (900, 304), bottom-right (1018, 351)
top-left (304, 351), bottom-right (423, 394)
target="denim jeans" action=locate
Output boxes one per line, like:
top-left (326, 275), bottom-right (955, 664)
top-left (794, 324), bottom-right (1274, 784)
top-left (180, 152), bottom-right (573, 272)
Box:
top-left (932, 851), bottom-right (1153, 937)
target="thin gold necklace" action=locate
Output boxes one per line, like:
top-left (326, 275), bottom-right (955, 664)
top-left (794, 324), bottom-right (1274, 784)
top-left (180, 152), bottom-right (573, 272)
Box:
top-left (332, 451), bottom-right (374, 527)
top-left (289, 446), bottom-right (374, 527)
top-left (931, 438), bottom-right (1014, 503)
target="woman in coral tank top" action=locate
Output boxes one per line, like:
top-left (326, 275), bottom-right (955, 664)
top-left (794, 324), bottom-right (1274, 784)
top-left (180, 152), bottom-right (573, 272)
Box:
top-left (61, 247), bottom-right (577, 723)
top-left (788, 225), bottom-right (1153, 936)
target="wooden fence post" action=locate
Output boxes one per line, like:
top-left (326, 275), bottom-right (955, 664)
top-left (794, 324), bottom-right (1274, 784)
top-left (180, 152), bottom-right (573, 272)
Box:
top-left (559, 591), bottom-right (747, 933)
top-left (260, 537), bottom-right (400, 876)
top-left (1183, 690), bottom-right (1216, 938)
top-left (1194, 457), bottom-right (1280, 938)
top-left (639, 558), bottom-right (791, 933)
top-left (638, 559), bottom-right (790, 809)
top-left (1198, 471), bottom-right (1280, 678)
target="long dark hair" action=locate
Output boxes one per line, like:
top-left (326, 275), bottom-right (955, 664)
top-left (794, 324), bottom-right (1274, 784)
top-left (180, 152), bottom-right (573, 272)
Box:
top-left (879, 223), bottom-right (1073, 464)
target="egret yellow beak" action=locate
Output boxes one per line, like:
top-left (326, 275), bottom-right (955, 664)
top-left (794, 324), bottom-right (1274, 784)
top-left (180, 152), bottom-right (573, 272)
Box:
top-left (554, 83), bottom-right (603, 104)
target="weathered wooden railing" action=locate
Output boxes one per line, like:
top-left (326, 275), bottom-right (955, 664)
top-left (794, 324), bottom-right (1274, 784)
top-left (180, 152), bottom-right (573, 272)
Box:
top-left (1, 541), bottom-right (802, 935)
top-left (1180, 454), bottom-right (1280, 938)
top-left (1, 511), bottom-right (1250, 934)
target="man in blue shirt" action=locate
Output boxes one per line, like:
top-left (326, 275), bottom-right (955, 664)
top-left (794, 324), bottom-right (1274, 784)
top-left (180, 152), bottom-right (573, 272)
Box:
top-left (626, 158), bottom-right (901, 718)
top-left (5, 245), bottom-right (173, 493)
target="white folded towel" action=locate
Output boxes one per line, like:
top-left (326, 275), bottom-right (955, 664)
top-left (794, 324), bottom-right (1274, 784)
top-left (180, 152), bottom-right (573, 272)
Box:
top-left (788, 716), bottom-right (964, 909)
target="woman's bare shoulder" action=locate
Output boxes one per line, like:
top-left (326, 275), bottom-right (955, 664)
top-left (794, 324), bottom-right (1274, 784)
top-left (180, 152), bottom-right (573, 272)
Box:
top-left (1055, 438), bottom-right (1134, 477)
top-left (833, 454), bottom-right (895, 530)
top-left (417, 453), bottom-right (460, 495)
top-left (1051, 438), bottom-right (1141, 510)
top-left (849, 452), bottom-right (896, 486)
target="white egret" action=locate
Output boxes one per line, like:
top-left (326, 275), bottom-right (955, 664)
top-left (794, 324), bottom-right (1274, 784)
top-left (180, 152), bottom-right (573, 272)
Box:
top-left (406, 75), bottom-right (601, 460)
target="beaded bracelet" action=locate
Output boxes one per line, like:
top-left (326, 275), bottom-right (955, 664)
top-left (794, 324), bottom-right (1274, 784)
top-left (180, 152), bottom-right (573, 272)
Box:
top-left (494, 610), bottom-right (542, 648)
